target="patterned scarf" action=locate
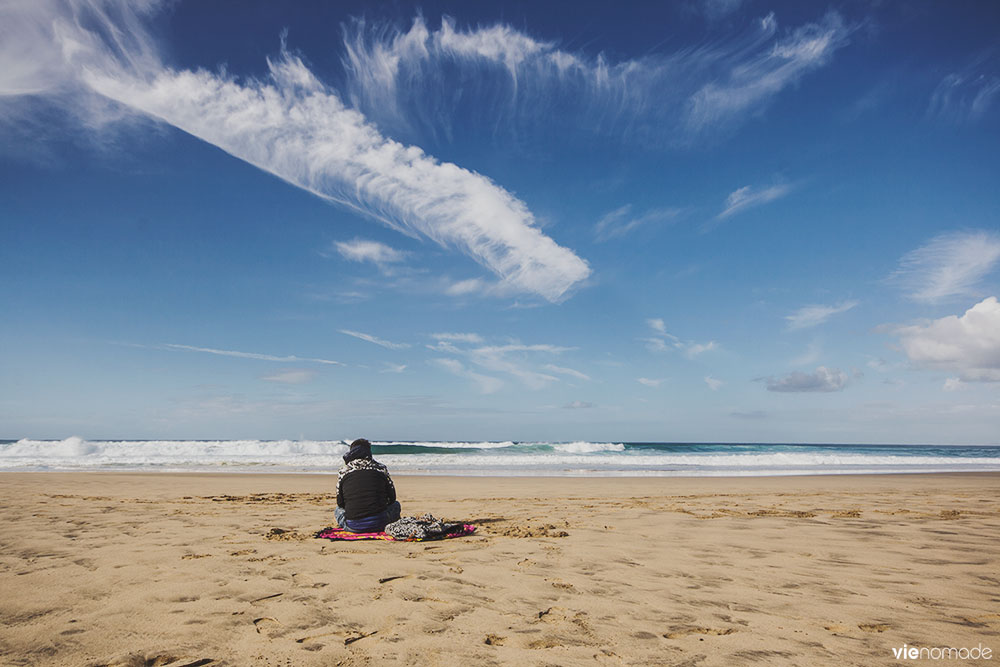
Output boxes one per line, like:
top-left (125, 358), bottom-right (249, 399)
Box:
top-left (336, 457), bottom-right (395, 498)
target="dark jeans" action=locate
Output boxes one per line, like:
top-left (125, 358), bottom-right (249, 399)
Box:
top-left (335, 500), bottom-right (401, 533)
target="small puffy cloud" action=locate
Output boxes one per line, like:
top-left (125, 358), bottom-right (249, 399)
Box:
top-left (890, 230), bottom-right (1000, 303)
top-left (339, 330), bottom-right (410, 350)
top-left (637, 377), bottom-right (664, 387)
top-left (943, 377), bottom-right (964, 392)
top-left (445, 278), bottom-right (486, 297)
top-left (717, 183), bottom-right (791, 220)
top-left (335, 239), bottom-right (406, 268)
top-left (895, 296), bottom-right (1000, 382)
top-left (647, 318), bottom-right (667, 334)
top-left (785, 300), bottom-right (858, 330)
top-left (765, 366), bottom-right (848, 392)
top-left (260, 369), bottom-right (317, 384)
top-left (705, 376), bottom-right (724, 391)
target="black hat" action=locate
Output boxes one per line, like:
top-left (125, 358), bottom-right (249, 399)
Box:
top-left (344, 438), bottom-right (372, 463)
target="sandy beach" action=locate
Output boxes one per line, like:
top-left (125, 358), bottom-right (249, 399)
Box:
top-left (1, 472), bottom-right (998, 666)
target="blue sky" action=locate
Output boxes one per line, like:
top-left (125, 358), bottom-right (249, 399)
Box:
top-left (1, 0), bottom-right (999, 443)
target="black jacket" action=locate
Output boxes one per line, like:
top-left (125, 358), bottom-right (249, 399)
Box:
top-left (337, 468), bottom-right (396, 520)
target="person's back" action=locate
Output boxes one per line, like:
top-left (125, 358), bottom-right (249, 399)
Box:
top-left (335, 439), bottom-right (401, 532)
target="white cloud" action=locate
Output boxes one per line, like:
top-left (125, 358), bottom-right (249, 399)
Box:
top-left (785, 300), bottom-right (858, 330)
top-left (431, 358), bottom-right (503, 394)
top-left (891, 230), bottom-right (1000, 303)
top-left (943, 377), bottom-right (964, 392)
top-left (685, 12), bottom-right (849, 132)
top-left (928, 54), bottom-right (1000, 123)
top-left (563, 400), bottom-right (594, 409)
top-left (684, 341), bottom-right (718, 358)
top-left (341, 12), bottom-right (850, 147)
top-left (717, 183), bottom-right (792, 220)
top-left (705, 376), bottom-right (724, 391)
top-left (543, 364), bottom-right (590, 381)
top-left (380, 363), bottom-right (407, 373)
top-left (895, 296), bottom-right (1000, 382)
top-left (430, 332), bottom-right (484, 344)
top-left (637, 377), bottom-right (664, 387)
top-left (260, 369), bottom-right (317, 384)
top-left (334, 239), bottom-right (406, 270)
top-left (644, 320), bottom-right (716, 358)
top-left (444, 278), bottom-right (487, 296)
top-left (339, 329), bottom-right (410, 350)
top-left (427, 338), bottom-right (572, 390)
top-left (594, 205), bottom-right (680, 241)
top-left (2, 2), bottom-right (590, 302)
top-left (163, 343), bottom-right (342, 365)
top-left (765, 366), bottom-right (848, 392)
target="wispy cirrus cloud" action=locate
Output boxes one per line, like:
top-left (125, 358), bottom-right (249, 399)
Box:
top-left (162, 343), bottom-right (342, 365)
top-left (1, 1), bottom-right (589, 302)
top-left (928, 53), bottom-right (1000, 123)
top-left (705, 376), bottom-right (724, 390)
top-left (431, 358), bottom-right (503, 394)
top-left (427, 337), bottom-right (573, 390)
top-left (890, 230), bottom-right (1000, 303)
top-left (717, 183), bottom-right (792, 220)
top-left (380, 363), bottom-right (407, 374)
top-left (342, 11), bottom-right (851, 148)
top-left (542, 364), bottom-right (591, 381)
top-left (339, 329), bottom-right (410, 350)
top-left (895, 296), bottom-right (1000, 382)
top-left (260, 369), bottom-right (318, 384)
top-left (685, 13), bottom-right (849, 133)
top-left (643, 319), bottom-right (717, 358)
top-left (430, 332), bottom-right (484, 344)
top-left (637, 377), bottom-right (664, 388)
top-left (593, 205), bottom-right (681, 242)
top-left (785, 300), bottom-right (858, 330)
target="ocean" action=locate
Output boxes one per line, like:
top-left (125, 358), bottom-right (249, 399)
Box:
top-left (1, 437), bottom-right (999, 476)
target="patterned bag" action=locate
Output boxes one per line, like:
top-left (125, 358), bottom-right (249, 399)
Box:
top-left (384, 513), bottom-right (466, 541)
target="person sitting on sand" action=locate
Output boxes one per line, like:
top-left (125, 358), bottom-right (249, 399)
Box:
top-left (335, 438), bottom-right (401, 533)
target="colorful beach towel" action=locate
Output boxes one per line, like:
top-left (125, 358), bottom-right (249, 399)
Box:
top-left (315, 524), bottom-right (476, 542)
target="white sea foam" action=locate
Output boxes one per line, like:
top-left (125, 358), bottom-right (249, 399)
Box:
top-left (552, 441), bottom-right (626, 453)
top-left (2, 437), bottom-right (998, 476)
top-left (2, 437), bottom-right (349, 470)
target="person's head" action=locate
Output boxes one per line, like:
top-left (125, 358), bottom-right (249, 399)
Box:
top-left (344, 438), bottom-right (372, 463)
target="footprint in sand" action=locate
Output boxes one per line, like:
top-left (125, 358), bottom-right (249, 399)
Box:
top-left (858, 623), bottom-right (890, 633)
top-left (253, 617), bottom-right (284, 638)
